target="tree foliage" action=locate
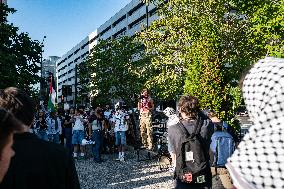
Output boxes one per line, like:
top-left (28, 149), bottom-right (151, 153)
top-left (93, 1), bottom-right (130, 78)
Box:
top-left (233, 0), bottom-right (284, 57)
top-left (0, 4), bottom-right (42, 92)
top-left (138, 0), bottom-right (283, 120)
top-left (79, 36), bottom-right (149, 107)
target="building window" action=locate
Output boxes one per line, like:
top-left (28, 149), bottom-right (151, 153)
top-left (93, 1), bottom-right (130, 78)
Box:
top-left (113, 28), bottom-right (126, 39)
top-left (99, 26), bottom-right (111, 37)
top-left (129, 15), bottom-right (146, 29)
top-left (81, 41), bottom-right (89, 49)
top-left (128, 2), bottom-right (144, 16)
top-left (149, 7), bottom-right (157, 17)
top-left (112, 15), bottom-right (126, 27)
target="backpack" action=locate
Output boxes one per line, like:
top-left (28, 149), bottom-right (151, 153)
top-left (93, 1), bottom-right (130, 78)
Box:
top-left (210, 131), bottom-right (234, 167)
top-left (175, 115), bottom-right (210, 184)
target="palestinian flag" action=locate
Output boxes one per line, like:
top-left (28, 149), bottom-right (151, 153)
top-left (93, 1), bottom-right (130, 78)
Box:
top-left (47, 74), bottom-right (56, 112)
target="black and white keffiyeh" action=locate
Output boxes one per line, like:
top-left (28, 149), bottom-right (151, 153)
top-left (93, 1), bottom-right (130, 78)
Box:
top-left (226, 57), bottom-right (284, 189)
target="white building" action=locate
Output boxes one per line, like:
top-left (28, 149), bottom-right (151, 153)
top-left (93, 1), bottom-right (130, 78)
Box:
top-left (56, 0), bottom-right (159, 105)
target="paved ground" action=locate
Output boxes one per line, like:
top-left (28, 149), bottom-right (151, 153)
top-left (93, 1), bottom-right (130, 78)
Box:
top-left (75, 150), bottom-right (173, 189)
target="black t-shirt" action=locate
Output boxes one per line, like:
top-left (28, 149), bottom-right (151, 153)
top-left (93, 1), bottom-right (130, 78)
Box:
top-left (0, 132), bottom-right (80, 189)
top-left (168, 116), bottom-right (214, 188)
top-left (64, 115), bottom-right (73, 128)
top-left (168, 118), bottom-right (214, 154)
top-left (39, 119), bottom-right (47, 130)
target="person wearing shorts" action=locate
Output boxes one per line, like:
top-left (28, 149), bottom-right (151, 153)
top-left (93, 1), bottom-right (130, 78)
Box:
top-left (115, 131), bottom-right (126, 146)
top-left (112, 102), bottom-right (129, 162)
top-left (72, 109), bottom-right (87, 158)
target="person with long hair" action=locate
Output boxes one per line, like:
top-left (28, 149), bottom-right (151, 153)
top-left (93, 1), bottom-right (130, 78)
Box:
top-left (89, 107), bottom-right (104, 163)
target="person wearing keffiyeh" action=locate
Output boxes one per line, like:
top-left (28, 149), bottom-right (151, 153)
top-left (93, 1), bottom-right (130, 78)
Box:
top-left (226, 57), bottom-right (284, 189)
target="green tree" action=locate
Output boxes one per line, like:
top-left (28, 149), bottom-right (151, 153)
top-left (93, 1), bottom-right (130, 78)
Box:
top-left (232, 0), bottom-right (284, 57)
top-left (138, 0), bottom-right (283, 121)
top-left (0, 4), bottom-right (42, 92)
top-left (79, 36), bottom-right (149, 107)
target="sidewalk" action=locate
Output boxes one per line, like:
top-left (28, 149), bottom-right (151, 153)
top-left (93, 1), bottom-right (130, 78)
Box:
top-left (75, 151), bottom-right (173, 189)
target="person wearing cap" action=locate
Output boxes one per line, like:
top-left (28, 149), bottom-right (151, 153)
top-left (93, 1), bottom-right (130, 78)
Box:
top-left (112, 102), bottom-right (129, 161)
top-left (0, 109), bottom-right (24, 183)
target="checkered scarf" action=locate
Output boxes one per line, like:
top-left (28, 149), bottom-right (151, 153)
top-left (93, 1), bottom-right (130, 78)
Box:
top-left (226, 57), bottom-right (284, 189)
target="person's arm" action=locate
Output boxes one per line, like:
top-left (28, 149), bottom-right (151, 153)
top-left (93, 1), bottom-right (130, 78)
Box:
top-left (168, 126), bottom-right (177, 154)
top-left (79, 117), bottom-right (86, 123)
top-left (168, 125), bottom-right (177, 168)
top-left (88, 122), bottom-right (92, 137)
top-left (64, 117), bottom-right (72, 125)
top-left (150, 98), bottom-right (154, 111)
top-left (137, 101), bottom-right (141, 111)
top-left (59, 118), bottom-right (62, 134)
top-left (200, 119), bottom-right (215, 151)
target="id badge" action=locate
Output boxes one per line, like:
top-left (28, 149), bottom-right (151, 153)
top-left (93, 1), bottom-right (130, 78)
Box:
top-left (186, 151), bottom-right (194, 162)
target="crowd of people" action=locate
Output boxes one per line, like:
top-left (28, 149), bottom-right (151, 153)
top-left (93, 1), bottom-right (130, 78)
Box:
top-left (0, 57), bottom-right (283, 189)
top-left (32, 102), bottom-right (136, 163)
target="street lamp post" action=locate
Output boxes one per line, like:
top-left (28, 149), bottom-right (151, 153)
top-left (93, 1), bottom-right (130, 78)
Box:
top-left (74, 64), bottom-right (78, 108)
top-left (40, 36), bottom-right (46, 91)
top-left (141, 0), bottom-right (150, 28)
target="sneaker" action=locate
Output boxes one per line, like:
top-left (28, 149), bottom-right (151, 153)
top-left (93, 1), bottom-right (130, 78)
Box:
top-left (120, 157), bottom-right (125, 162)
top-left (73, 153), bottom-right (78, 158)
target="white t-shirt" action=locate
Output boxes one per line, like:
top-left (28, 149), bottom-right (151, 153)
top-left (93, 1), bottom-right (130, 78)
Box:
top-left (104, 110), bottom-right (112, 121)
top-left (73, 115), bottom-right (84, 131)
top-left (112, 110), bottom-right (129, 132)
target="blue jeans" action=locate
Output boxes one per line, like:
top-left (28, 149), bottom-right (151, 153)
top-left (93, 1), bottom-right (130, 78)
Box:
top-left (92, 130), bottom-right (102, 162)
top-left (115, 131), bottom-right (126, 145)
top-left (65, 128), bottom-right (73, 154)
top-left (48, 133), bottom-right (60, 144)
top-left (72, 130), bottom-right (85, 145)
top-left (37, 130), bottom-right (48, 141)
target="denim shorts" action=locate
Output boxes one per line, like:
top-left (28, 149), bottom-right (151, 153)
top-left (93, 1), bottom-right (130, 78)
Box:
top-left (72, 130), bottom-right (85, 145)
top-left (115, 131), bottom-right (126, 145)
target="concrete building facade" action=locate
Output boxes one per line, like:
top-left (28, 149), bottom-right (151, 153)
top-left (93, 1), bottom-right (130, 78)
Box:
top-left (1, 0), bottom-right (7, 5)
top-left (56, 0), bottom-right (159, 106)
top-left (40, 56), bottom-right (60, 102)
top-left (43, 56), bottom-right (60, 79)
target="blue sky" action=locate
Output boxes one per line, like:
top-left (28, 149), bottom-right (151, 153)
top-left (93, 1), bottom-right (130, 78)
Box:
top-left (8, 0), bottom-right (132, 58)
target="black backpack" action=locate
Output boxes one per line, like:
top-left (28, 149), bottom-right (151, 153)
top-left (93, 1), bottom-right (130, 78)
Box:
top-left (175, 115), bottom-right (210, 184)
